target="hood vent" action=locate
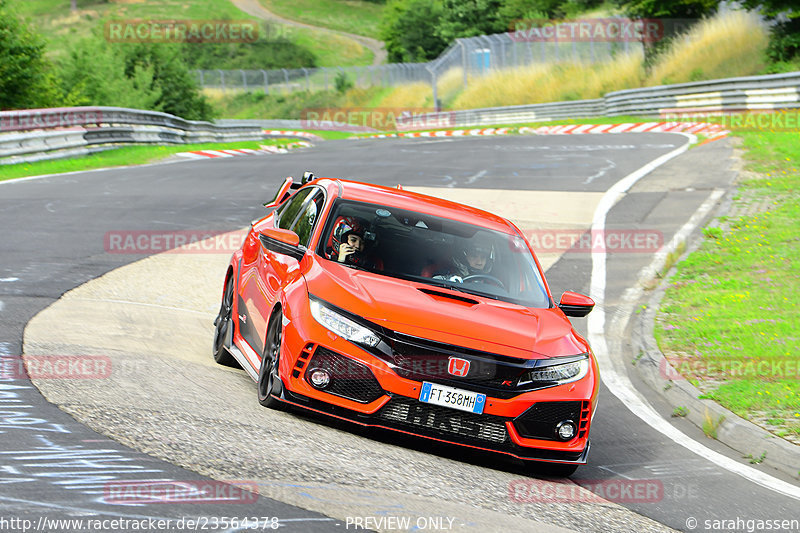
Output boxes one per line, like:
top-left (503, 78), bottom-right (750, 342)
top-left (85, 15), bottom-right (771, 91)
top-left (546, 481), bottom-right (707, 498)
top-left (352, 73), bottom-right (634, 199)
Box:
top-left (417, 287), bottom-right (479, 306)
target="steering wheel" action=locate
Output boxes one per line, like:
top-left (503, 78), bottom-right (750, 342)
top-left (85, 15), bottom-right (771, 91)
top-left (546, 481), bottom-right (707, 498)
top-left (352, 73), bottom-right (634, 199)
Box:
top-left (462, 274), bottom-right (506, 290)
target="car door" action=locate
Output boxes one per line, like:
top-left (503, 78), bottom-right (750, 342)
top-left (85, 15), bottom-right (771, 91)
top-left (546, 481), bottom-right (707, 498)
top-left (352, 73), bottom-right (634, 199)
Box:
top-left (239, 187), bottom-right (325, 354)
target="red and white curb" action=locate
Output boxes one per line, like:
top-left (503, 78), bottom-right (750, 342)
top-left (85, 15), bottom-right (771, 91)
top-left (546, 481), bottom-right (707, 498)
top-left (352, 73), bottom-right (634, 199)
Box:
top-left (263, 130), bottom-right (323, 141)
top-left (355, 122), bottom-right (729, 143)
top-left (359, 128), bottom-right (512, 139)
top-left (521, 122), bottom-right (730, 142)
top-left (176, 141), bottom-right (311, 160)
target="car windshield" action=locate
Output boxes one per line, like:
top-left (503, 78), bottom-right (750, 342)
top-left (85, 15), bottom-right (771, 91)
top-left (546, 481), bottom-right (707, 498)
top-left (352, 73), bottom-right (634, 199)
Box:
top-left (317, 199), bottom-right (551, 308)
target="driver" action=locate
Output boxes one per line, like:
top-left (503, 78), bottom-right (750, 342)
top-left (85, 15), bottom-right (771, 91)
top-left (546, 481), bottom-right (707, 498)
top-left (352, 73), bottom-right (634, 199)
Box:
top-left (326, 216), bottom-right (381, 270)
top-left (433, 234), bottom-right (494, 281)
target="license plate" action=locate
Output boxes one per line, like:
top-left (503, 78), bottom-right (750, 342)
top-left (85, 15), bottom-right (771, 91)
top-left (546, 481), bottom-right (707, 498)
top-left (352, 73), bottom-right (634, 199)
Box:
top-left (419, 382), bottom-right (486, 414)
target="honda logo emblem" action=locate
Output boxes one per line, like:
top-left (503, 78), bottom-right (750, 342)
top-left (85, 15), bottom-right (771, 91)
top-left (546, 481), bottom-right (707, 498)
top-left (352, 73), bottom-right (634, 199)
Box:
top-left (447, 357), bottom-right (470, 377)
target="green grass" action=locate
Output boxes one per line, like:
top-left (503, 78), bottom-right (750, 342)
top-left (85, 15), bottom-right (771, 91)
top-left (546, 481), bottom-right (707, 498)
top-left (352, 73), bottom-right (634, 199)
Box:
top-left (11, 0), bottom-right (372, 67)
top-left (259, 0), bottom-right (384, 39)
top-left (655, 130), bottom-right (800, 441)
top-left (0, 139), bottom-right (298, 182)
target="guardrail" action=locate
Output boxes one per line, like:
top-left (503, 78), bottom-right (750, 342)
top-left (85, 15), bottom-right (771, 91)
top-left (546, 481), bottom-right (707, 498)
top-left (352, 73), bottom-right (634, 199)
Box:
top-left (3, 71), bottom-right (799, 165)
top-left (401, 71), bottom-right (800, 128)
top-left (0, 106), bottom-right (268, 165)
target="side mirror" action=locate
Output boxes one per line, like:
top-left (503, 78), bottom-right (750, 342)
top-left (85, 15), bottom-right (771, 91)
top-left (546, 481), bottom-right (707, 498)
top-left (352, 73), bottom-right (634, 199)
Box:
top-left (258, 228), bottom-right (305, 261)
top-left (263, 177), bottom-right (294, 209)
top-left (558, 291), bottom-right (595, 318)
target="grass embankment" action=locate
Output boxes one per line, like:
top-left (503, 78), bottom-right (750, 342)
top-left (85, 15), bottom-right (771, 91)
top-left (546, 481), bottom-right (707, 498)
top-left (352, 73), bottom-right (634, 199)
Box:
top-left (14, 0), bottom-right (373, 67)
top-left (259, 0), bottom-right (384, 39)
top-left (0, 139), bottom-right (304, 182)
top-left (655, 131), bottom-right (800, 443)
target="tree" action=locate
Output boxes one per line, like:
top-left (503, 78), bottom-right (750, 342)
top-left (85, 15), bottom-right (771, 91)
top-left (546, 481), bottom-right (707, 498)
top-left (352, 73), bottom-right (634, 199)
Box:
top-left (435, 0), bottom-right (507, 42)
top-left (380, 0), bottom-right (448, 62)
top-left (613, 0), bottom-right (722, 69)
top-left (0, 0), bottom-right (62, 109)
top-left (741, 0), bottom-right (800, 62)
top-left (614, 0), bottom-right (721, 18)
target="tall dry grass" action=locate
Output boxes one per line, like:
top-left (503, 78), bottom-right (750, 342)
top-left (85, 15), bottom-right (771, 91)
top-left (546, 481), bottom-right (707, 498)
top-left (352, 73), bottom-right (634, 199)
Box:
top-left (377, 82), bottom-right (433, 109)
top-left (436, 68), bottom-right (467, 105)
top-left (368, 10), bottom-right (768, 114)
top-left (646, 10), bottom-right (768, 86)
top-left (450, 51), bottom-right (644, 109)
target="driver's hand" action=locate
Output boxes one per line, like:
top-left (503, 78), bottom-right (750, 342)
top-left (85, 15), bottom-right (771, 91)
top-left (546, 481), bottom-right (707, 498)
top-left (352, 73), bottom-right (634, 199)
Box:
top-left (338, 244), bottom-right (355, 262)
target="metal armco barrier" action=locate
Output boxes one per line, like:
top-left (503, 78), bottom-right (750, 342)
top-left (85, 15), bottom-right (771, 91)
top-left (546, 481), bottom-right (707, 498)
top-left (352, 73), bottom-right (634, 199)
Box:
top-left (413, 71), bottom-right (800, 127)
top-left (2, 71), bottom-right (799, 165)
top-left (0, 106), bottom-right (267, 165)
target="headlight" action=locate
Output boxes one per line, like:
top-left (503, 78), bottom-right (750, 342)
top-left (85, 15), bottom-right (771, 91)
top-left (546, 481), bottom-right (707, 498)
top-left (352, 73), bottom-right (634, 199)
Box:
top-left (309, 299), bottom-right (380, 347)
top-left (518, 356), bottom-right (589, 386)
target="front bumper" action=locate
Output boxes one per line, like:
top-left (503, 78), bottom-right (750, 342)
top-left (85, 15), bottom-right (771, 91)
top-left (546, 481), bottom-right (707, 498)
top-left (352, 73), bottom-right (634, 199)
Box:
top-left (276, 339), bottom-right (594, 464)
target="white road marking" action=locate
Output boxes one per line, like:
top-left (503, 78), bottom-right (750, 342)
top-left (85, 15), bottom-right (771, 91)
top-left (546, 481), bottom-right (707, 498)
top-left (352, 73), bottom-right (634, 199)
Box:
top-left (588, 134), bottom-right (800, 501)
top-left (0, 277), bottom-right (19, 282)
top-left (584, 159), bottom-right (616, 185)
top-left (464, 170), bottom-right (487, 185)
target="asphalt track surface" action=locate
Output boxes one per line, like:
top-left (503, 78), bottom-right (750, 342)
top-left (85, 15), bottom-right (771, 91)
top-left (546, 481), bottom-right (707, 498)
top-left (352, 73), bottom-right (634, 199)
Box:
top-left (1, 134), bottom-right (798, 532)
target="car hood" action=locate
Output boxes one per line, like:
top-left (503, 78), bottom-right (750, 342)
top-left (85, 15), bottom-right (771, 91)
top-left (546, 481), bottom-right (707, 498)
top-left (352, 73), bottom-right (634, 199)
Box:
top-left (304, 259), bottom-right (588, 359)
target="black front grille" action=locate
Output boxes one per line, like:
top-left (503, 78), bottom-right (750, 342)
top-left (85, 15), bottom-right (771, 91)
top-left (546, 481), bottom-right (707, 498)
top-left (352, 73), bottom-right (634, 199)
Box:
top-left (513, 401), bottom-right (583, 441)
top-left (380, 333), bottom-right (532, 399)
top-left (377, 396), bottom-right (508, 444)
top-left (305, 347), bottom-right (385, 404)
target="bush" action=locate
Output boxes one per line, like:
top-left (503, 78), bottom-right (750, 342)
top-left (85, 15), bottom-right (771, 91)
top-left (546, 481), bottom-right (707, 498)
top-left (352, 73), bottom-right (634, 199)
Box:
top-left (334, 71), bottom-right (354, 93)
top-left (181, 23), bottom-right (317, 71)
top-left (380, 0), bottom-right (448, 62)
top-left (59, 35), bottom-right (213, 120)
top-left (0, 0), bottom-right (62, 109)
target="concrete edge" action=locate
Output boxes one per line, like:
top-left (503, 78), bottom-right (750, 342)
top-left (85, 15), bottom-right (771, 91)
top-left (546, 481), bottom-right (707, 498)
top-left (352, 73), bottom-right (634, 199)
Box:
top-left (627, 175), bottom-right (800, 480)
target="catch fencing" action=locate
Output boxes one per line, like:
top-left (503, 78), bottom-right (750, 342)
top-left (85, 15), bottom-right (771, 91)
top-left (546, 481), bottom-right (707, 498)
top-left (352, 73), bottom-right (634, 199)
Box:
top-left (195, 28), bottom-right (643, 100)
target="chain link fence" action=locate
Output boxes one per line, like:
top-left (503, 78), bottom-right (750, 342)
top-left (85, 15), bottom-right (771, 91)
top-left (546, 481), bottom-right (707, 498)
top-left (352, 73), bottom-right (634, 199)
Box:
top-left (195, 28), bottom-right (642, 102)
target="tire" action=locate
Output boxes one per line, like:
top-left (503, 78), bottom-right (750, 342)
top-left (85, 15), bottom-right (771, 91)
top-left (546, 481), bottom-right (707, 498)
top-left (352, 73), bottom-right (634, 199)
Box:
top-left (258, 309), bottom-right (285, 409)
top-left (212, 276), bottom-right (238, 367)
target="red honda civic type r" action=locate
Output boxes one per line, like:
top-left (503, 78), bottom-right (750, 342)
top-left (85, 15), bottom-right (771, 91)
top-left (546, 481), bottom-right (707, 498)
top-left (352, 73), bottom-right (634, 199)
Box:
top-left (213, 173), bottom-right (598, 476)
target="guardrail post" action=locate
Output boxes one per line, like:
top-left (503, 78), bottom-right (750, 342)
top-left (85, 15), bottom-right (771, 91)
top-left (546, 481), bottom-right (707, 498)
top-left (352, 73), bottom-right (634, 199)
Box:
top-left (218, 69), bottom-right (225, 92)
top-left (302, 68), bottom-right (309, 91)
top-left (262, 70), bottom-right (269, 94)
top-left (241, 69), bottom-right (247, 91)
top-left (282, 69), bottom-right (289, 94)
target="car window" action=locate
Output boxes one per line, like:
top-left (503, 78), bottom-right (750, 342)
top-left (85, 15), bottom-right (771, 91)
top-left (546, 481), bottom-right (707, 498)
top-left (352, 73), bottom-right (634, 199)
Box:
top-left (277, 188), bottom-right (313, 231)
top-left (291, 190), bottom-right (324, 247)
